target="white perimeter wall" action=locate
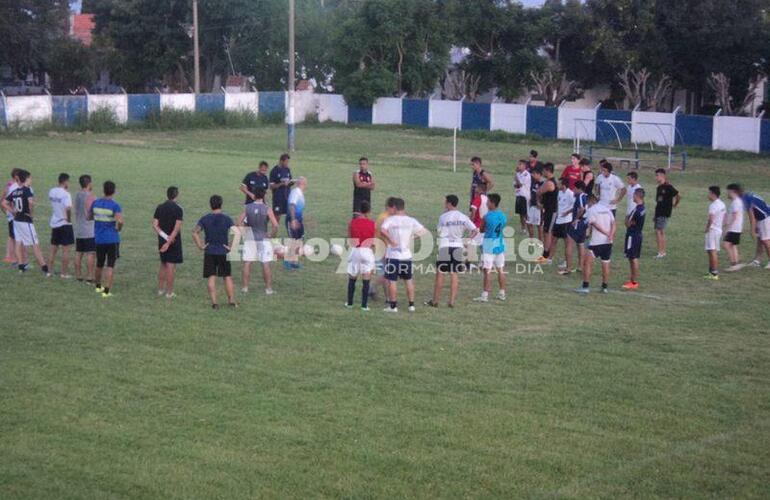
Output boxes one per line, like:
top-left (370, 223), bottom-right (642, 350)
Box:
top-left (490, 103), bottom-right (527, 134)
top-left (713, 116), bottom-right (761, 153)
top-left (292, 91), bottom-right (316, 123)
top-left (429, 100), bottom-right (461, 129)
top-left (632, 111), bottom-right (676, 147)
top-left (558, 107), bottom-right (597, 141)
top-left (88, 94), bottom-right (128, 124)
top-left (318, 94), bottom-right (347, 123)
top-left (372, 97), bottom-right (402, 125)
top-left (160, 93), bottom-right (195, 111)
top-left (5, 95), bottom-right (52, 127)
top-left (224, 92), bottom-right (259, 114)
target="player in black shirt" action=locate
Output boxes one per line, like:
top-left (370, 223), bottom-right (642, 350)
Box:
top-left (537, 163), bottom-right (558, 264)
top-left (240, 161), bottom-right (270, 205)
top-left (1, 169), bottom-right (48, 273)
top-left (152, 186), bottom-right (184, 298)
top-left (269, 154), bottom-right (293, 224)
top-left (352, 157), bottom-right (375, 214)
top-left (653, 168), bottom-right (681, 258)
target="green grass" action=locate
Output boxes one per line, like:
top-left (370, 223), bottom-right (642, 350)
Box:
top-left (1, 125), bottom-right (769, 498)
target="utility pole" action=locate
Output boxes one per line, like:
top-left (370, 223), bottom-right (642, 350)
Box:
top-left (193, 0), bottom-right (201, 94)
top-left (287, 0), bottom-right (296, 152)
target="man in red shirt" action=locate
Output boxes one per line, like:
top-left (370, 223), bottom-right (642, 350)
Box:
top-left (561, 153), bottom-right (583, 190)
top-left (346, 200), bottom-right (376, 310)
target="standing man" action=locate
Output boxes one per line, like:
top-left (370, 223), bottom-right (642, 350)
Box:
top-left (426, 195), bottom-right (477, 308)
top-left (470, 157), bottom-right (494, 207)
top-left (704, 186), bottom-right (726, 280)
top-left (47, 173), bottom-right (74, 278)
top-left (653, 168), bottom-right (681, 259)
top-left (561, 153), bottom-right (582, 189)
top-left (474, 193), bottom-right (508, 303)
top-left (528, 150), bottom-right (543, 172)
top-left (527, 167), bottom-right (544, 241)
top-left (352, 157), bottom-right (375, 214)
top-left (380, 198), bottom-right (428, 313)
top-left (285, 176), bottom-right (307, 270)
top-left (565, 180), bottom-right (589, 276)
top-left (595, 162), bottom-right (626, 217)
top-left (73, 174), bottom-right (96, 283)
top-left (723, 183), bottom-right (744, 271)
top-left (152, 186), bottom-right (184, 298)
top-left (622, 189), bottom-right (646, 290)
top-left (91, 181), bottom-right (123, 298)
top-left (740, 189), bottom-right (770, 268)
top-left (2, 169), bottom-right (49, 274)
top-left (514, 159), bottom-right (531, 231)
top-left (2, 168), bottom-right (21, 265)
top-left (193, 195), bottom-right (237, 309)
top-left (536, 163), bottom-right (558, 264)
top-left (269, 153), bottom-right (293, 225)
top-left (551, 178), bottom-right (575, 274)
top-left (346, 200), bottom-right (376, 310)
top-left (239, 187), bottom-right (279, 295)
top-left (240, 161), bottom-right (270, 205)
top-left (625, 171), bottom-right (643, 218)
top-left (580, 158), bottom-right (595, 195)
top-left (575, 195), bottom-right (616, 294)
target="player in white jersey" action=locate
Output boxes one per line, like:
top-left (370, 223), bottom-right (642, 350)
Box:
top-left (380, 198), bottom-right (428, 313)
top-left (514, 160), bottom-right (531, 231)
top-left (47, 173), bottom-right (75, 278)
top-left (595, 162), bottom-right (626, 216)
top-left (550, 178), bottom-right (575, 274)
top-left (575, 194), bottom-right (616, 294)
top-left (723, 183), bottom-right (744, 271)
top-left (425, 195), bottom-right (477, 308)
top-left (704, 186), bottom-right (726, 280)
top-left (625, 171), bottom-right (643, 217)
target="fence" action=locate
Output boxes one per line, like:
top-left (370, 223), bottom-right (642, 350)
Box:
top-left (1, 91), bottom-right (769, 154)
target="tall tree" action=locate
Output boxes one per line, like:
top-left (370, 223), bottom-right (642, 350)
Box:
top-left (0, 0), bottom-right (70, 78)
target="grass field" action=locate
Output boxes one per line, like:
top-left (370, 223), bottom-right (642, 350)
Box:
top-left (1, 125), bottom-right (769, 498)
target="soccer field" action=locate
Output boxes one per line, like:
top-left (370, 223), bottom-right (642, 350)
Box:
top-left (1, 125), bottom-right (769, 498)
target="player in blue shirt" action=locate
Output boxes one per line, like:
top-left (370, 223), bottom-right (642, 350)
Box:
top-left (623, 189), bottom-right (646, 289)
top-left (193, 195), bottom-right (237, 309)
top-left (474, 193), bottom-right (507, 302)
top-left (740, 188), bottom-right (770, 268)
top-left (89, 181), bottom-right (123, 297)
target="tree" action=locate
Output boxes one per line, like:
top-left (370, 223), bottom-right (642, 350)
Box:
top-left (529, 69), bottom-right (579, 107)
top-left (617, 66), bottom-right (672, 112)
top-left (707, 73), bottom-right (762, 116)
top-left (0, 0), bottom-right (70, 78)
top-left (46, 37), bottom-right (96, 93)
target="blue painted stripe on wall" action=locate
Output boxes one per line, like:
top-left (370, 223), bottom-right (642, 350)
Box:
top-left (402, 99), bottom-right (429, 127)
top-left (526, 106), bottom-right (558, 138)
top-left (348, 105), bottom-right (372, 124)
top-left (195, 94), bottom-right (225, 113)
top-left (52, 95), bottom-right (87, 127)
top-left (596, 109), bottom-right (632, 145)
top-left (258, 91), bottom-right (285, 116)
top-left (761, 120), bottom-right (770, 153)
top-left (127, 94), bottom-right (160, 122)
top-left (462, 102), bottom-right (491, 131)
top-left (676, 114), bottom-right (713, 148)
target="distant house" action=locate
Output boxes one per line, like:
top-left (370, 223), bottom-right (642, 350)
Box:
top-left (69, 14), bottom-right (95, 46)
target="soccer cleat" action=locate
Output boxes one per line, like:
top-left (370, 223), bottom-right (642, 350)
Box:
top-left (703, 274), bottom-right (720, 281)
top-left (95, 286), bottom-right (104, 293)
top-left (558, 269), bottom-right (574, 276)
top-left (747, 260), bottom-right (761, 268)
top-left (157, 290), bottom-right (166, 296)
top-left (165, 293), bottom-right (177, 299)
top-left (361, 306), bottom-right (370, 312)
top-left (344, 303), bottom-right (353, 309)
top-left (622, 281), bottom-right (639, 290)
top-left (654, 253), bottom-right (667, 259)
top-left (383, 307), bottom-right (398, 313)
top-left (101, 292), bottom-right (113, 298)
top-left (726, 264), bottom-right (744, 272)
top-left (535, 256), bottom-right (552, 264)
top-left (573, 287), bottom-right (590, 294)
top-left (473, 295), bottom-right (489, 302)
top-left (241, 287), bottom-right (249, 294)
top-left (423, 300), bottom-right (439, 308)
top-left (496, 292), bottom-right (507, 301)
top-left (265, 288), bottom-right (275, 295)
top-left (600, 287), bottom-right (609, 294)
top-left (408, 306), bottom-right (416, 312)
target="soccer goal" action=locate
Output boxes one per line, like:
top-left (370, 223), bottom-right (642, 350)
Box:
top-left (573, 117), bottom-right (688, 171)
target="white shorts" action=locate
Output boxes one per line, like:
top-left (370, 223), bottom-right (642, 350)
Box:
top-left (705, 230), bottom-right (722, 252)
top-left (13, 221), bottom-right (38, 246)
top-left (242, 240), bottom-right (274, 263)
top-left (527, 206), bottom-right (541, 226)
top-left (347, 247), bottom-right (375, 276)
top-left (481, 253), bottom-right (505, 269)
top-left (758, 218), bottom-right (770, 241)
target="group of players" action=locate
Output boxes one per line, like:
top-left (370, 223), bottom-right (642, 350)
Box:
top-left (4, 148), bottom-right (770, 309)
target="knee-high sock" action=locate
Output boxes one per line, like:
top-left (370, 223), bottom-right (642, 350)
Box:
top-left (347, 278), bottom-right (357, 306)
top-left (361, 280), bottom-right (370, 308)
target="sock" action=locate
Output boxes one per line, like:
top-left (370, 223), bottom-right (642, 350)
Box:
top-left (347, 278), bottom-right (356, 306)
top-left (582, 281), bottom-right (589, 289)
top-left (42, 265), bottom-right (49, 273)
top-left (601, 283), bottom-right (607, 289)
top-left (103, 287), bottom-right (110, 294)
top-left (390, 301), bottom-right (397, 309)
top-left (543, 250), bottom-right (550, 258)
top-left (361, 280), bottom-right (370, 308)
top-left (409, 301), bottom-right (414, 308)
top-left (96, 282), bottom-right (101, 288)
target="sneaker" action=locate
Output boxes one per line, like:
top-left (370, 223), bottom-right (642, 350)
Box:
top-left (165, 293), bottom-right (177, 299)
top-left (265, 288), bottom-right (275, 295)
top-left (361, 306), bottom-right (370, 312)
top-left (473, 295), bottom-right (489, 302)
top-left (622, 281), bottom-right (639, 290)
top-left (573, 287), bottom-right (590, 294)
top-left (95, 286), bottom-right (104, 293)
top-left (747, 260), bottom-right (761, 268)
top-left (654, 253), bottom-right (667, 259)
top-left (703, 274), bottom-right (720, 281)
top-left (101, 292), bottom-right (113, 298)
top-left (600, 287), bottom-right (609, 294)
top-left (424, 300), bottom-right (439, 308)
top-left (726, 264), bottom-right (744, 272)
top-left (241, 287), bottom-right (249, 294)
top-left (344, 303), bottom-right (353, 309)
top-left (60, 274), bottom-right (72, 280)
top-left (157, 290), bottom-right (166, 296)
top-left (765, 263), bottom-right (770, 270)
top-left (408, 305), bottom-right (416, 312)
top-left (45, 272), bottom-right (52, 278)
top-left (496, 292), bottom-right (507, 301)
top-left (558, 269), bottom-right (574, 276)
top-left (535, 256), bottom-right (552, 264)
top-left (383, 307), bottom-right (398, 313)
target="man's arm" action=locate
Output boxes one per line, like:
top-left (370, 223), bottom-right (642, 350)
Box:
top-left (613, 187), bottom-right (627, 205)
top-left (192, 225), bottom-right (207, 250)
top-left (240, 184), bottom-right (255, 201)
top-left (114, 212), bottom-right (124, 232)
top-left (748, 209), bottom-right (757, 239)
top-left (609, 219), bottom-right (617, 241)
top-left (288, 203), bottom-right (298, 228)
top-left (268, 208), bottom-right (279, 238)
top-left (482, 172), bottom-right (494, 192)
top-left (673, 192), bottom-right (682, 208)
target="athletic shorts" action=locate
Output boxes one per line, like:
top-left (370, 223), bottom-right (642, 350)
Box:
top-left (242, 240), bottom-right (273, 263)
top-left (347, 247), bottom-right (375, 276)
top-left (705, 230), bottom-right (722, 252)
top-left (527, 206), bottom-right (541, 226)
top-left (96, 243), bottom-right (120, 268)
top-left (624, 233), bottom-right (642, 260)
top-left (7, 220), bottom-right (14, 239)
top-left (160, 241), bottom-right (183, 264)
top-left (588, 244), bottom-right (612, 262)
top-left (353, 197), bottom-right (371, 214)
top-left (12, 221), bottom-right (38, 246)
top-left (203, 253), bottom-right (231, 278)
top-left (51, 225), bottom-right (75, 246)
top-left (568, 220), bottom-right (587, 244)
top-left (724, 232), bottom-right (741, 245)
top-left (287, 219), bottom-right (304, 240)
top-left (758, 218), bottom-right (770, 241)
top-left (654, 216), bottom-right (669, 231)
top-left (384, 258), bottom-right (413, 281)
top-left (436, 246), bottom-right (466, 273)
top-left (552, 222), bottom-right (569, 239)
top-left (481, 252), bottom-right (505, 270)
top-left (76, 238), bottom-right (96, 253)
top-left (273, 197), bottom-right (288, 216)
top-left (543, 210), bottom-right (556, 233)
top-left (515, 196), bottom-right (528, 216)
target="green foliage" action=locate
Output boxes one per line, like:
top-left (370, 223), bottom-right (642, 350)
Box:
top-left (338, 65), bottom-right (398, 107)
top-left (45, 38), bottom-right (97, 94)
top-left (0, 0), bottom-right (70, 77)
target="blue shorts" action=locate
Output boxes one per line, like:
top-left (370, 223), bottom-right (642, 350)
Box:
top-left (286, 218), bottom-right (304, 239)
top-left (568, 220), bottom-right (587, 244)
top-left (384, 258), bottom-right (413, 281)
top-left (589, 244), bottom-right (613, 262)
top-left (624, 233), bottom-right (642, 260)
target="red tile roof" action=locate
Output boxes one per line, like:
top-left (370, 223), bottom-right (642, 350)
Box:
top-left (71, 14), bottom-right (95, 46)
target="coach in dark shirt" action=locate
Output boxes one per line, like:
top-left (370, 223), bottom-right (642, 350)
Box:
top-left (269, 153), bottom-right (293, 223)
top-left (240, 161), bottom-right (270, 205)
top-left (152, 186), bottom-right (184, 297)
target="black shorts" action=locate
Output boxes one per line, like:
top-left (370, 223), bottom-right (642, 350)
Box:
top-left (96, 243), bottom-right (120, 268)
top-left (553, 222), bottom-right (569, 239)
top-left (589, 244), bottom-right (613, 262)
top-left (287, 219), bottom-right (304, 240)
top-left (203, 253), bottom-right (231, 278)
top-left (568, 220), bottom-right (587, 244)
top-left (160, 241), bottom-right (183, 264)
top-left (76, 238), bottom-right (96, 253)
top-left (7, 220), bottom-right (14, 239)
top-left (543, 210), bottom-right (556, 233)
top-left (353, 196), bottom-right (371, 213)
top-left (436, 247), bottom-right (466, 273)
top-left (515, 196), bottom-right (528, 216)
top-left (624, 233), bottom-right (642, 260)
top-left (51, 225), bottom-right (75, 246)
top-left (384, 258), bottom-right (413, 281)
top-left (724, 232), bottom-right (741, 245)
top-left (273, 197), bottom-right (288, 216)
